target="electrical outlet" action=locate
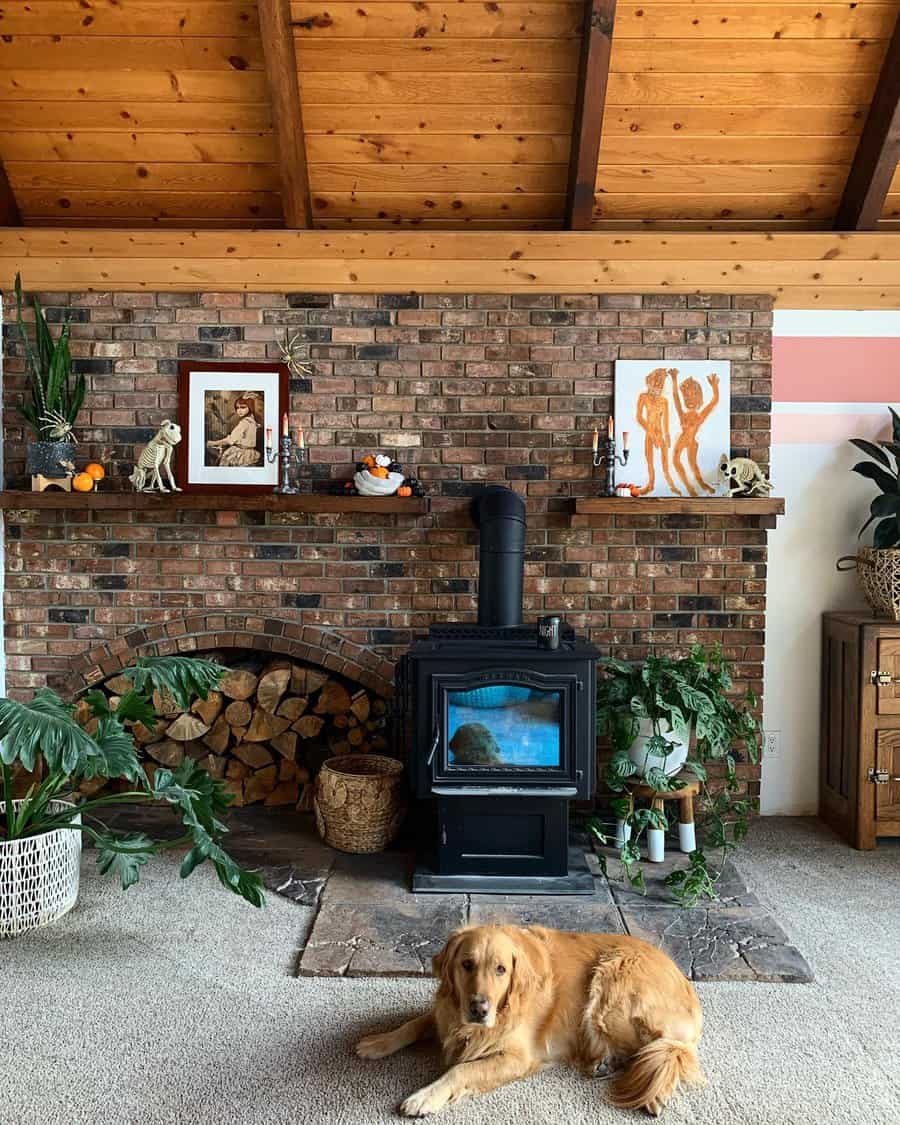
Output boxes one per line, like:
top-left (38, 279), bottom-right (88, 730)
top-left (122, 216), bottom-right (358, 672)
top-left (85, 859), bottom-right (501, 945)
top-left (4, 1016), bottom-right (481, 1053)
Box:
top-left (764, 730), bottom-right (781, 758)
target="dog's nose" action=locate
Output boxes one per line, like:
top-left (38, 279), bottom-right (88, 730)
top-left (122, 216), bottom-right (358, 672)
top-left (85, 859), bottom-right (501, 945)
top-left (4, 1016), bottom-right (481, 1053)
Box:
top-left (469, 996), bottom-right (490, 1021)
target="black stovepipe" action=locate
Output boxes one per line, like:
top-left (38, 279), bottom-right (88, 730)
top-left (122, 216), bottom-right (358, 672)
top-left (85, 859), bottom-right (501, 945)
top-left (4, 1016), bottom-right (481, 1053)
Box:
top-left (472, 486), bottom-right (526, 628)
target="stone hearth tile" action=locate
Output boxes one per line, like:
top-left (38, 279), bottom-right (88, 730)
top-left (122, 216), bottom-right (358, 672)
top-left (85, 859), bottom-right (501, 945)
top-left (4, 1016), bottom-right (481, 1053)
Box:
top-left (298, 898), bottom-right (467, 977)
top-left (320, 848), bottom-right (415, 903)
top-left (620, 904), bottom-right (814, 983)
top-left (259, 864), bottom-right (326, 907)
top-left (605, 853), bottom-right (760, 909)
top-left (468, 897), bottom-right (624, 933)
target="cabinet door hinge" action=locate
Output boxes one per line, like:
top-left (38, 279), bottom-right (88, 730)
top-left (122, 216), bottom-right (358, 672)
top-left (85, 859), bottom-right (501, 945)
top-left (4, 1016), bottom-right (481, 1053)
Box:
top-left (870, 670), bottom-right (900, 686)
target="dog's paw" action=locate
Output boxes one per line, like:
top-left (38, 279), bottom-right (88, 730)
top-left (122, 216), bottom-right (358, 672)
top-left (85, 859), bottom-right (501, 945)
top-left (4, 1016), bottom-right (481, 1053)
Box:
top-left (400, 1082), bottom-right (452, 1117)
top-left (355, 1032), bottom-right (397, 1060)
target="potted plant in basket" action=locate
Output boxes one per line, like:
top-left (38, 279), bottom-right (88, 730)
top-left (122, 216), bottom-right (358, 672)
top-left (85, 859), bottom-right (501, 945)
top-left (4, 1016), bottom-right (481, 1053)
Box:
top-left (591, 643), bottom-right (760, 905)
top-left (0, 656), bottom-right (264, 938)
top-left (13, 272), bottom-right (86, 481)
top-left (838, 406), bottom-right (900, 620)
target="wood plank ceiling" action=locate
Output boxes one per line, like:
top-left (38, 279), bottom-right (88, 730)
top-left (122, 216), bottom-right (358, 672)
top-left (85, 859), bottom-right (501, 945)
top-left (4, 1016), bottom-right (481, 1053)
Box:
top-left (0, 0), bottom-right (897, 231)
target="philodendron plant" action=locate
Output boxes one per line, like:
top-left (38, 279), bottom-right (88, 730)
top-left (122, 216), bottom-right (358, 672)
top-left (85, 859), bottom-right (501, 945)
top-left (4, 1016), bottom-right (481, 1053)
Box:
top-left (13, 271), bottom-right (85, 443)
top-left (0, 656), bottom-right (264, 907)
top-left (590, 644), bottom-right (760, 906)
top-left (850, 405), bottom-right (900, 549)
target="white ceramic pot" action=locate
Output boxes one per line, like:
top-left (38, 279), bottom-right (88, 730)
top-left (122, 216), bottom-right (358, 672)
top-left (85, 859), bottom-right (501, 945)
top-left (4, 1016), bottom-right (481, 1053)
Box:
top-left (353, 470), bottom-right (405, 496)
top-left (0, 800), bottom-right (81, 939)
top-left (627, 716), bottom-right (691, 778)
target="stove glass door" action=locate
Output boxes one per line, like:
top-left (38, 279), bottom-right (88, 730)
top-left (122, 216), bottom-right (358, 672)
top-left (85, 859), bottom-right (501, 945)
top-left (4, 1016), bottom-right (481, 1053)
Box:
top-left (446, 684), bottom-right (562, 768)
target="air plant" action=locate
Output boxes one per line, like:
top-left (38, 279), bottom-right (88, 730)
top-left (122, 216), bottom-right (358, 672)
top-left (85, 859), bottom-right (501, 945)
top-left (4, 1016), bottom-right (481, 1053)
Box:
top-left (851, 406), bottom-right (900, 550)
top-left (279, 329), bottom-right (316, 381)
top-left (13, 272), bottom-right (85, 443)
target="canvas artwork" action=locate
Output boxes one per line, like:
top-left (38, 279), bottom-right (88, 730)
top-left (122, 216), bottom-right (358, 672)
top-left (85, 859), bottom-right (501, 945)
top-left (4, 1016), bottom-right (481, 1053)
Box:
top-left (614, 361), bottom-right (731, 497)
top-left (177, 362), bottom-right (288, 492)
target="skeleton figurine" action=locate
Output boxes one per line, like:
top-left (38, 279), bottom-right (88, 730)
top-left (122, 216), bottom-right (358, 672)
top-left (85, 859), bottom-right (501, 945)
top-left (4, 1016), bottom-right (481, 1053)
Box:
top-left (129, 420), bottom-right (182, 493)
top-left (717, 454), bottom-right (774, 497)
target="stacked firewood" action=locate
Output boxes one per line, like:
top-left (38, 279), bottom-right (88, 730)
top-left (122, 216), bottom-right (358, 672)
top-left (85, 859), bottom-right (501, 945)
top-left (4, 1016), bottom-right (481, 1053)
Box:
top-left (83, 659), bottom-right (389, 809)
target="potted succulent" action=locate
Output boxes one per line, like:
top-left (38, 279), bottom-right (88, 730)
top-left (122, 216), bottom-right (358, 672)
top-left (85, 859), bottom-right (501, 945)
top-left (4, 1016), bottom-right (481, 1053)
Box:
top-left (592, 644), bottom-right (760, 904)
top-left (13, 272), bottom-right (86, 480)
top-left (0, 656), bottom-right (264, 938)
top-left (838, 406), bottom-right (900, 620)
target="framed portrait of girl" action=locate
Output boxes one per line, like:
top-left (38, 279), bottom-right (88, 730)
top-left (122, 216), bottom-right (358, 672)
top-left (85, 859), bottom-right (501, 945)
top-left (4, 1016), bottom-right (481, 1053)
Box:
top-left (177, 361), bottom-right (289, 493)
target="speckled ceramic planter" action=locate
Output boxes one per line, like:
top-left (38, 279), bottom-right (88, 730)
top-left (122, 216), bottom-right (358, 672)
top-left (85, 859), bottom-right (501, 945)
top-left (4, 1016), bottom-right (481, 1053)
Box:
top-left (25, 441), bottom-right (76, 478)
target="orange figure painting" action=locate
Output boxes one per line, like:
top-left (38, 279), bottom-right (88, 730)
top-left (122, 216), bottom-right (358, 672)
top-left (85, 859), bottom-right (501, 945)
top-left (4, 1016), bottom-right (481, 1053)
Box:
top-left (634, 367), bottom-right (683, 496)
top-left (670, 370), bottom-right (720, 496)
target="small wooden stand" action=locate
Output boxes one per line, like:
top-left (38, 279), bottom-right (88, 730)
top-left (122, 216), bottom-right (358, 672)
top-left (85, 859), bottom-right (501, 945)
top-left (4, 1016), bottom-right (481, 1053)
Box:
top-left (31, 474), bottom-right (72, 493)
top-left (616, 772), bottom-right (701, 862)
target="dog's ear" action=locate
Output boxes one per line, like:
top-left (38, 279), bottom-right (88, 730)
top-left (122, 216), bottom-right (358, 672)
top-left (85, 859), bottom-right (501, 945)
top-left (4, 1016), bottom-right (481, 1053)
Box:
top-left (505, 929), bottom-right (549, 1016)
top-left (433, 929), bottom-right (467, 999)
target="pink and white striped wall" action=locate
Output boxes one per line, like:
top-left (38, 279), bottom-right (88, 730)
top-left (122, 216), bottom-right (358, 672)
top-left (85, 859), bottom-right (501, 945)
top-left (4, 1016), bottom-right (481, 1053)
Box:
top-left (764, 312), bottom-right (899, 815)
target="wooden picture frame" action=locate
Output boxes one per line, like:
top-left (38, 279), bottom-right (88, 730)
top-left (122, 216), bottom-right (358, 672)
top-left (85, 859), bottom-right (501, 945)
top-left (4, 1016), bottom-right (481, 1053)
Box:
top-left (177, 361), bottom-right (289, 494)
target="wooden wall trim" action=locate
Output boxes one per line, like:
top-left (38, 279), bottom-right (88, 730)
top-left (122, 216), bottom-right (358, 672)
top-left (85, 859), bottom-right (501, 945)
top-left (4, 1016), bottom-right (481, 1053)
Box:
top-left (834, 13), bottom-right (900, 230)
top-left (565, 0), bottom-right (617, 230)
top-left (0, 162), bottom-right (20, 226)
top-left (2, 230), bottom-right (900, 308)
top-left (258, 0), bottom-right (312, 229)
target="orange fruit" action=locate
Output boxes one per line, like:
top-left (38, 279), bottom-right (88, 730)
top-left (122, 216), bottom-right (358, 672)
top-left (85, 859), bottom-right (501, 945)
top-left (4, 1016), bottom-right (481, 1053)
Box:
top-left (72, 472), bottom-right (95, 493)
top-left (84, 462), bottom-right (105, 481)
top-left (371, 466), bottom-right (389, 479)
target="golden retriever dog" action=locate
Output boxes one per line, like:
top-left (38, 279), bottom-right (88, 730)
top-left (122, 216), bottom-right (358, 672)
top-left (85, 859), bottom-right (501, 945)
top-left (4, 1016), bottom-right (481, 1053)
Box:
top-left (356, 924), bottom-right (703, 1118)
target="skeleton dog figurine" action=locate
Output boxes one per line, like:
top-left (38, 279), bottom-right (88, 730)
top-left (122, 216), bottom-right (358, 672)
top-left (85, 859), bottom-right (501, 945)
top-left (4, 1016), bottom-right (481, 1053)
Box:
top-left (129, 420), bottom-right (183, 493)
top-left (718, 454), bottom-right (773, 497)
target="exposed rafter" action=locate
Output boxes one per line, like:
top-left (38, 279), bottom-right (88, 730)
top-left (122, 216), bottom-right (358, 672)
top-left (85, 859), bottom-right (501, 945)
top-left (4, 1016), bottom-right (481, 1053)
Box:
top-left (564, 0), bottom-right (617, 230)
top-left (258, 0), bottom-right (312, 229)
top-left (0, 161), bottom-right (20, 226)
top-left (834, 13), bottom-right (900, 230)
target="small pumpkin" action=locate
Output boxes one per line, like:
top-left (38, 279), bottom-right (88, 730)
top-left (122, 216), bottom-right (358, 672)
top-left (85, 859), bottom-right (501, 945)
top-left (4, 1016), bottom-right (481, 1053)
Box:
top-left (397, 485), bottom-right (412, 497)
top-left (83, 462), bottom-right (105, 481)
top-left (371, 466), bottom-right (389, 479)
top-left (362, 455), bottom-right (376, 469)
top-left (72, 472), bottom-right (95, 493)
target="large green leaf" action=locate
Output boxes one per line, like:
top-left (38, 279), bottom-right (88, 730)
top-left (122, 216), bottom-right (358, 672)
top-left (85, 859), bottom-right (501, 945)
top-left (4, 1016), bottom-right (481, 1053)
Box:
top-left (871, 493), bottom-right (900, 517)
top-left (873, 516), bottom-right (900, 549)
top-left (849, 437), bottom-right (891, 468)
top-left (890, 406), bottom-right (900, 444)
top-left (851, 460), bottom-right (899, 495)
top-left (94, 832), bottom-right (156, 890)
top-left (0, 689), bottom-right (95, 773)
top-left (123, 656), bottom-right (224, 711)
top-left (79, 715), bottom-right (145, 784)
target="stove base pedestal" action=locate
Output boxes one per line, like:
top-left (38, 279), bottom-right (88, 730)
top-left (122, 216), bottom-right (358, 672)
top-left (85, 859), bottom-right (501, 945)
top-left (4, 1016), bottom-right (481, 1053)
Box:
top-left (413, 793), bottom-right (594, 895)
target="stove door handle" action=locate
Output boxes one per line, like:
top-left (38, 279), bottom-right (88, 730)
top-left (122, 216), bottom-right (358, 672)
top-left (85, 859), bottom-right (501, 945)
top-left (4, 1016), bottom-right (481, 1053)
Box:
top-left (427, 728), bottom-right (440, 767)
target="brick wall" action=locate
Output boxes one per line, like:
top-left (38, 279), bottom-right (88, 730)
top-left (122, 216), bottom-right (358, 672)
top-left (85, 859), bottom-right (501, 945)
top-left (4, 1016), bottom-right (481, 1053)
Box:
top-left (1, 289), bottom-right (773, 803)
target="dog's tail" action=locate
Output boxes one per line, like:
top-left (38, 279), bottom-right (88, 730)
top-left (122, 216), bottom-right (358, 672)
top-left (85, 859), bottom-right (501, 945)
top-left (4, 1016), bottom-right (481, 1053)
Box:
top-left (609, 1037), bottom-right (703, 1115)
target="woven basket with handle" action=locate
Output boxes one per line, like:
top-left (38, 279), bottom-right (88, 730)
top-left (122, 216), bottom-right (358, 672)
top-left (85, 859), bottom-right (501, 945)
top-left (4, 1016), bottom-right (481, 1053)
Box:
top-left (314, 754), bottom-right (406, 854)
top-left (837, 546), bottom-right (900, 621)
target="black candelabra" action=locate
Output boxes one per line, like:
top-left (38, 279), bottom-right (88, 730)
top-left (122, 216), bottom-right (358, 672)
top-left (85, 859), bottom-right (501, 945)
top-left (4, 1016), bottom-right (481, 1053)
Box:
top-left (593, 436), bottom-right (630, 496)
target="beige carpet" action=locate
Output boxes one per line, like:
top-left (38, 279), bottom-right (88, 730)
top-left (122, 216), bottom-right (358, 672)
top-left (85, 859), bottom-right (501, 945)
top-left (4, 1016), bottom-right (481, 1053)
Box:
top-left (0, 817), bottom-right (897, 1125)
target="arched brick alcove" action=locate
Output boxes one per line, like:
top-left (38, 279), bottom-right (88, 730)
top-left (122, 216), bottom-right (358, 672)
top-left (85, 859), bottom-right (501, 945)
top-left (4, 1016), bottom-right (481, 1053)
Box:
top-left (61, 613), bottom-right (395, 702)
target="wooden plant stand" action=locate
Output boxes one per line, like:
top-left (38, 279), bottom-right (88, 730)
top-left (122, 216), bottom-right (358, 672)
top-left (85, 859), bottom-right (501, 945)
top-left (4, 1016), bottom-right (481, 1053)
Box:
top-left (616, 772), bottom-right (701, 862)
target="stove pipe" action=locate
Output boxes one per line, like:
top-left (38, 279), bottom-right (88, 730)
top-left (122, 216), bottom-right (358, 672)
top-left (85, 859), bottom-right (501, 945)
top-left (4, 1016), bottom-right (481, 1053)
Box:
top-left (472, 486), bottom-right (526, 627)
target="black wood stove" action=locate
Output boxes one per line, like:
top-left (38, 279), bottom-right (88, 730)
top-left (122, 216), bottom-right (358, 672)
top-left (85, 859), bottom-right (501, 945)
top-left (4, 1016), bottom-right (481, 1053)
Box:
top-left (398, 487), bottom-right (598, 894)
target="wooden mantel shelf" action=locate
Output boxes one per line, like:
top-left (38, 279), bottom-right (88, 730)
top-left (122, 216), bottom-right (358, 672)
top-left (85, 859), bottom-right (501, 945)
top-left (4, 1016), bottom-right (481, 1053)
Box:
top-left (571, 496), bottom-right (785, 527)
top-left (0, 491), bottom-right (426, 515)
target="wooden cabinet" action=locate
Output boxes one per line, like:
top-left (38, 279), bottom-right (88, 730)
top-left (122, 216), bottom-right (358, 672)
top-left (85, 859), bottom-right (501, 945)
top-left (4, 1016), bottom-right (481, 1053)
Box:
top-left (821, 613), bottom-right (900, 849)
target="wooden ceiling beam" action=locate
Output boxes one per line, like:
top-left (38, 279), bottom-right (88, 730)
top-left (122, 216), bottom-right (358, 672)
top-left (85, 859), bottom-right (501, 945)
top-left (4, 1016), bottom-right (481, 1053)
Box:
top-left (0, 160), bottom-right (20, 226)
top-left (834, 13), bottom-right (900, 230)
top-left (258, 0), bottom-right (312, 229)
top-left (565, 0), bottom-right (617, 230)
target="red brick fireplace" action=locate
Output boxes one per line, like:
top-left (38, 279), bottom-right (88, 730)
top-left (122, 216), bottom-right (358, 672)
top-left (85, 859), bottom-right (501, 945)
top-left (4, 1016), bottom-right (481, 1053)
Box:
top-left (1, 288), bottom-right (773, 804)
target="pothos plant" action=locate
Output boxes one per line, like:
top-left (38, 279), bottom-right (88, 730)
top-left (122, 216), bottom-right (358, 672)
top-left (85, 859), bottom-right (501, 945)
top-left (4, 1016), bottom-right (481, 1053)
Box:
top-left (0, 656), bottom-right (264, 907)
top-left (850, 405), bottom-right (900, 549)
top-left (590, 644), bottom-right (760, 906)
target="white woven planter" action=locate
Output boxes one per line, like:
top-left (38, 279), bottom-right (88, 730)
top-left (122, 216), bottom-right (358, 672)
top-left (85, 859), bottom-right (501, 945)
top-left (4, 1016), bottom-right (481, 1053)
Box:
top-left (0, 800), bottom-right (81, 938)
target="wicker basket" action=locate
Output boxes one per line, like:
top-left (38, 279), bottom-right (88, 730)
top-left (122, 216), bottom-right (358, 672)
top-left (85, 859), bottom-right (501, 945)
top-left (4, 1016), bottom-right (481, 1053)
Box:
top-left (314, 755), bottom-right (406, 854)
top-left (838, 547), bottom-right (900, 621)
